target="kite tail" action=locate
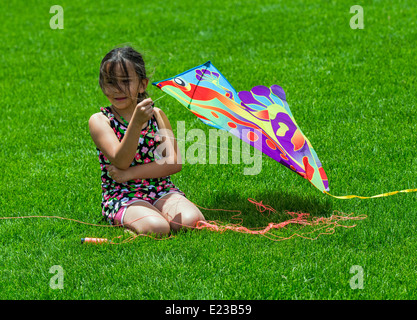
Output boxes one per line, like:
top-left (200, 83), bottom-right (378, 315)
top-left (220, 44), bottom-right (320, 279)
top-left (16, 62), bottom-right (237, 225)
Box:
top-left (324, 188), bottom-right (417, 199)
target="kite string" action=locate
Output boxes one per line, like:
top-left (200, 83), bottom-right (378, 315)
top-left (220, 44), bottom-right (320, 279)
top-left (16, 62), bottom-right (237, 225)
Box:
top-left (0, 215), bottom-right (116, 227)
top-left (194, 208), bottom-right (366, 239)
top-left (0, 214), bottom-right (174, 244)
top-left (192, 199), bottom-right (366, 241)
top-left (247, 198), bottom-right (277, 216)
top-left (0, 199), bottom-right (366, 244)
top-left (153, 93), bottom-right (167, 104)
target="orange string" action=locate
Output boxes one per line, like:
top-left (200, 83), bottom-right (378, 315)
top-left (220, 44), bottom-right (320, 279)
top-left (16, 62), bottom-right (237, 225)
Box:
top-left (193, 199), bottom-right (366, 241)
top-left (0, 199), bottom-right (367, 244)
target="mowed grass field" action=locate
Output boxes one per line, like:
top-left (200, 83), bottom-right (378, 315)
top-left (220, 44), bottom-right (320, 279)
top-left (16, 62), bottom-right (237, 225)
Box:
top-left (1, 0), bottom-right (416, 300)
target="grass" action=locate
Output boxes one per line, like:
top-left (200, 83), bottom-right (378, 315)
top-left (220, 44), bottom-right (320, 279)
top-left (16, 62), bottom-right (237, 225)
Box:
top-left (1, 0), bottom-right (416, 300)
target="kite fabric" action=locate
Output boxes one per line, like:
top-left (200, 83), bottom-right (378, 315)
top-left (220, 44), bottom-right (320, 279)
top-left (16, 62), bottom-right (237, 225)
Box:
top-left (152, 61), bottom-right (329, 193)
top-left (153, 61), bottom-right (417, 198)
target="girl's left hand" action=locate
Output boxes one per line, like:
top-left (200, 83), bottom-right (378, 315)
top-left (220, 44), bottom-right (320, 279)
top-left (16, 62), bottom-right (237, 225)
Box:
top-left (106, 165), bottom-right (129, 183)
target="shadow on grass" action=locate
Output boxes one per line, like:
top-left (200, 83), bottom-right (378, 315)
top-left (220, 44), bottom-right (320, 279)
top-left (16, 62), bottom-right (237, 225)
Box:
top-left (195, 189), bottom-right (334, 229)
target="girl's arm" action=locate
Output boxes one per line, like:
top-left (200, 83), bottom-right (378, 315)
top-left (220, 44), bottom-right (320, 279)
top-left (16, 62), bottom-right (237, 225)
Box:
top-left (89, 98), bottom-right (154, 170)
top-left (106, 107), bottom-right (182, 182)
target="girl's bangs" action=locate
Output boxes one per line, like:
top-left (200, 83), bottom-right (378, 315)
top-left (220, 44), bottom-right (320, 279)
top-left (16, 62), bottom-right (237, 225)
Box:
top-left (100, 59), bottom-right (132, 90)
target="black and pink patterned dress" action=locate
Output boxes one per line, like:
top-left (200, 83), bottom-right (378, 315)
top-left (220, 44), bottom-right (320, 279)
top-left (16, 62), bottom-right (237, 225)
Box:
top-left (97, 106), bottom-right (185, 224)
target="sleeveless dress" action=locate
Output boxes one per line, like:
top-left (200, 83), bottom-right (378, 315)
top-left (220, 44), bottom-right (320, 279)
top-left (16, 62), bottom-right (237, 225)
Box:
top-left (97, 106), bottom-right (185, 224)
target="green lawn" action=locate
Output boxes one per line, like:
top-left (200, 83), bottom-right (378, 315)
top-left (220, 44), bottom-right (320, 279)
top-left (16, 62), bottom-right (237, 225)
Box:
top-left (1, 0), bottom-right (416, 300)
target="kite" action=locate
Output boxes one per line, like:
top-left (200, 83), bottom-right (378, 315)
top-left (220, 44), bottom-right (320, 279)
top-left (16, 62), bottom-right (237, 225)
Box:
top-left (153, 61), bottom-right (417, 199)
top-left (153, 61), bottom-right (329, 193)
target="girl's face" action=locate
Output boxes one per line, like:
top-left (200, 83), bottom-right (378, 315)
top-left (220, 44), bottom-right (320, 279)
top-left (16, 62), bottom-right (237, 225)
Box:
top-left (102, 61), bottom-right (148, 110)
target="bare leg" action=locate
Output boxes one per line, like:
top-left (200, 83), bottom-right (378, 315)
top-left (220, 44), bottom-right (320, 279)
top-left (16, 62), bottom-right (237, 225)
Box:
top-left (120, 201), bottom-right (171, 237)
top-left (154, 193), bottom-right (206, 232)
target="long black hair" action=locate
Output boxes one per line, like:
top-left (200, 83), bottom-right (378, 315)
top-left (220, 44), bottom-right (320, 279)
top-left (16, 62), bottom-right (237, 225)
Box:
top-left (99, 46), bottom-right (148, 103)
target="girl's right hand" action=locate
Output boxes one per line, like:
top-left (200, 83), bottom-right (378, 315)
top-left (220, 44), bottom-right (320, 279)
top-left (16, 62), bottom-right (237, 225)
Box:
top-left (135, 98), bottom-right (154, 125)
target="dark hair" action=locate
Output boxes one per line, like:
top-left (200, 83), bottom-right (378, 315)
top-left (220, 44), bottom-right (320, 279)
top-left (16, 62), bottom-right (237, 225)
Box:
top-left (99, 46), bottom-right (148, 103)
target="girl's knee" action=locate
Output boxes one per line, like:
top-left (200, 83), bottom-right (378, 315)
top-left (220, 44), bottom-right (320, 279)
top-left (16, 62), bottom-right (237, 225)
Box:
top-left (129, 215), bottom-right (170, 236)
top-left (185, 209), bottom-right (205, 226)
top-left (171, 208), bottom-right (205, 230)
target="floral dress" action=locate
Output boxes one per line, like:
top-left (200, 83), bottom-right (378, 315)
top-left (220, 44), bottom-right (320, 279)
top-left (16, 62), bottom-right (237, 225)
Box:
top-left (97, 106), bottom-right (185, 224)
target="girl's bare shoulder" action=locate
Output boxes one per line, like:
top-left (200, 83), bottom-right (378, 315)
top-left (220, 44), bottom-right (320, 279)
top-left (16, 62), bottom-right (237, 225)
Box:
top-left (153, 106), bottom-right (171, 120)
top-left (153, 106), bottom-right (173, 130)
top-left (89, 112), bottom-right (110, 127)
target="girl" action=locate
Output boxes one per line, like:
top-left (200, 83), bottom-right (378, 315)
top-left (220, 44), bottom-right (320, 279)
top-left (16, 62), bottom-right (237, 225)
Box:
top-left (89, 46), bottom-right (205, 236)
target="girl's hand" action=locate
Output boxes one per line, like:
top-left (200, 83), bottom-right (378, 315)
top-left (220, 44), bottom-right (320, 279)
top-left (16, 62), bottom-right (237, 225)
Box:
top-left (134, 98), bottom-right (154, 125)
top-left (106, 165), bottom-right (129, 183)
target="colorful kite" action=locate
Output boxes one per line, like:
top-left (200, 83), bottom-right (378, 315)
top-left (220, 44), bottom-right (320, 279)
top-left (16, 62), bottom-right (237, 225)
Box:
top-left (153, 61), bottom-right (417, 199)
top-left (153, 61), bottom-right (328, 193)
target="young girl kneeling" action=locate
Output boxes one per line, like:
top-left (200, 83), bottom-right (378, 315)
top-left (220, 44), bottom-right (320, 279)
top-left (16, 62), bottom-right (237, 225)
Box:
top-left (88, 46), bottom-right (205, 236)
